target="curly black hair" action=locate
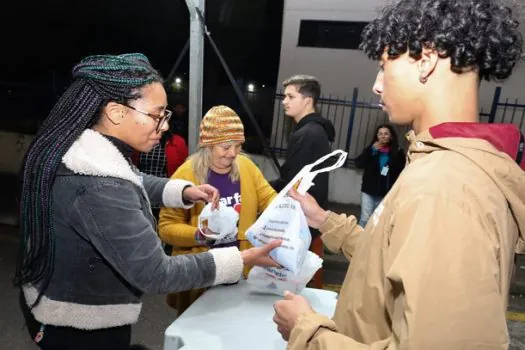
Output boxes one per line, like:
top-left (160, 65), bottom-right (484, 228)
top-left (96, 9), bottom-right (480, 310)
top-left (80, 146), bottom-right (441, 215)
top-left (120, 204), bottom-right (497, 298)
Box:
top-left (360, 0), bottom-right (523, 81)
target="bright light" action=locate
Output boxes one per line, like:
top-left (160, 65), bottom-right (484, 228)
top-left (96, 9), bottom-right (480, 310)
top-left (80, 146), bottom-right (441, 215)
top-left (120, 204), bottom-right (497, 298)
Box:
top-left (175, 77), bottom-right (182, 84)
top-left (247, 83), bottom-right (255, 92)
top-left (262, 84), bottom-right (266, 88)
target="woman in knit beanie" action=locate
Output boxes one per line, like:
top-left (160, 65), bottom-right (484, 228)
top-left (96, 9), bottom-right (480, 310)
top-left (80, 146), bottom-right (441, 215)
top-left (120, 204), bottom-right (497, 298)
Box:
top-left (159, 105), bottom-right (277, 314)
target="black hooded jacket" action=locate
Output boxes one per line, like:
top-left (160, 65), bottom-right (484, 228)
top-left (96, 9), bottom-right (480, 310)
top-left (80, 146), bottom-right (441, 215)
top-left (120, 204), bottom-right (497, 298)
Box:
top-left (270, 113), bottom-right (336, 206)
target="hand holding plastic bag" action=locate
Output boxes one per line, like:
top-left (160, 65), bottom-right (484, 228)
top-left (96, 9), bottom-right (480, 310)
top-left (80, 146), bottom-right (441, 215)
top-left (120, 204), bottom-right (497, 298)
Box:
top-left (198, 202), bottom-right (239, 241)
top-left (247, 251), bottom-right (323, 296)
top-left (246, 150), bottom-right (347, 273)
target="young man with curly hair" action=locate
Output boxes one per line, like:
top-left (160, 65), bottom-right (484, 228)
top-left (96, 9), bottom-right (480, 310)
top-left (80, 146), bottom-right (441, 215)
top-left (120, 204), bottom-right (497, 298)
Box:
top-left (273, 0), bottom-right (525, 348)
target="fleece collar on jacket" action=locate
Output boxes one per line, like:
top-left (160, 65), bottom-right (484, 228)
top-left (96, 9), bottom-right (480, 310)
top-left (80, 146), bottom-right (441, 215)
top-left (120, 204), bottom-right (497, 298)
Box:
top-left (62, 129), bottom-right (142, 187)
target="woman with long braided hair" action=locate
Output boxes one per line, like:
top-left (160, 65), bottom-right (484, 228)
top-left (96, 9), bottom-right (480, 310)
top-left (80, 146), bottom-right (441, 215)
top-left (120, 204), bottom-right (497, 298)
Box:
top-left (15, 53), bottom-right (280, 350)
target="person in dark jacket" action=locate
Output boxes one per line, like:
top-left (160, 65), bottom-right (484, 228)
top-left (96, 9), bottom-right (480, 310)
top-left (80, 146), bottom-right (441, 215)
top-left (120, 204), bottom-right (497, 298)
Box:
top-left (14, 53), bottom-right (280, 350)
top-left (270, 75), bottom-right (335, 232)
top-left (355, 124), bottom-right (405, 227)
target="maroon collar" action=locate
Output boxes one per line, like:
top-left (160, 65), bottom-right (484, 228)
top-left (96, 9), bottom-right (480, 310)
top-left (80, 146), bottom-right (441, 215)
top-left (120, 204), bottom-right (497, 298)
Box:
top-left (429, 122), bottom-right (524, 170)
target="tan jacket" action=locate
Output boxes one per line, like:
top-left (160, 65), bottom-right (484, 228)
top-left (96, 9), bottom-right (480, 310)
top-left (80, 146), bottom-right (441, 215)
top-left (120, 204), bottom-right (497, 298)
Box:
top-left (289, 123), bottom-right (525, 350)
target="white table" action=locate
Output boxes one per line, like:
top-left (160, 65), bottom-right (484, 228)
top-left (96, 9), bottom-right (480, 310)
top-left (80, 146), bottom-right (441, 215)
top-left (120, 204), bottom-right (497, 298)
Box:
top-left (163, 280), bottom-right (338, 350)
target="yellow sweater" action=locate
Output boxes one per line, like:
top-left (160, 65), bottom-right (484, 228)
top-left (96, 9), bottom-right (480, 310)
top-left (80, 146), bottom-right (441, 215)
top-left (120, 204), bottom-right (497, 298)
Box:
top-left (158, 154), bottom-right (276, 258)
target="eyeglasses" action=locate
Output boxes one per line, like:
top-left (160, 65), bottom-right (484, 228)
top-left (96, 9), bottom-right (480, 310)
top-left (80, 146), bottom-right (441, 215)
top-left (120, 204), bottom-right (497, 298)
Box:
top-left (123, 104), bottom-right (173, 132)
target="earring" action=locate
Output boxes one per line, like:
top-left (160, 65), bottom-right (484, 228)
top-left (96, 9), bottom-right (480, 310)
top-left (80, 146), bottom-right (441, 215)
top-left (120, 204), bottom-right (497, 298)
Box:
top-left (419, 75), bottom-right (428, 84)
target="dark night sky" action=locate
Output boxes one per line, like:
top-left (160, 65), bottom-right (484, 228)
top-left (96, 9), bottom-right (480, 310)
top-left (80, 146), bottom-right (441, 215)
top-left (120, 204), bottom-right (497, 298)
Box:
top-left (1, 0), bottom-right (284, 87)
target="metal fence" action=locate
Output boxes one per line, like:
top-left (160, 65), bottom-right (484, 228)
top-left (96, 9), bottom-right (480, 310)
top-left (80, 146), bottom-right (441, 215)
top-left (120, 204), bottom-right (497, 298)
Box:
top-left (481, 87), bottom-right (525, 129)
top-left (268, 86), bottom-right (525, 167)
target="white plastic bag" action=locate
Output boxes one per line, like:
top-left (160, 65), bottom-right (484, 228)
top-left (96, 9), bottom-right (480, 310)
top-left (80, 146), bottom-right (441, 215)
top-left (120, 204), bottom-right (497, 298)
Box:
top-left (246, 150), bottom-right (347, 273)
top-left (247, 251), bottom-right (324, 296)
top-left (198, 202), bottom-right (239, 240)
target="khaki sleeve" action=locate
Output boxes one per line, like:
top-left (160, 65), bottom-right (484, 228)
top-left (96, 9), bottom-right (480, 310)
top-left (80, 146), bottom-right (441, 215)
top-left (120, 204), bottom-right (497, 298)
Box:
top-left (516, 238), bottom-right (525, 254)
top-left (288, 194), bottom-right (509, 350)
top-left (319, 212), bottom-right (363, 261)
top-left (288, 313), bottom-right (386, 350)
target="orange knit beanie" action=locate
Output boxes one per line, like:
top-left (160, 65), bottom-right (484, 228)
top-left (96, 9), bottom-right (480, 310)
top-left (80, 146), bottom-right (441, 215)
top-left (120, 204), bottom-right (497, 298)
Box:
top-left (199, 105), bottom-right (245, 147)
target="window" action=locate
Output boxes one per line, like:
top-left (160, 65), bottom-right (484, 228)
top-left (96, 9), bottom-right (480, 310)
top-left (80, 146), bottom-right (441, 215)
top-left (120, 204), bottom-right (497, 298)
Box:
top-left (297, 20), bottom-right (368, 50)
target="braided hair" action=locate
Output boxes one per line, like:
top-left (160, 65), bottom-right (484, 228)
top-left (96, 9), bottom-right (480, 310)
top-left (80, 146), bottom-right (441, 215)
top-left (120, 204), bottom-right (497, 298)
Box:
top-left (14, 53), bottom-right (163, 307)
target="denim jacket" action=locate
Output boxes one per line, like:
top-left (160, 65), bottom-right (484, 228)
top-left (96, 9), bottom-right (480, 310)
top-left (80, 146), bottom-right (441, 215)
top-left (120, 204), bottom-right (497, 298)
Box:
top-left (23, 129), bottom-right (243, 330)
